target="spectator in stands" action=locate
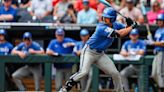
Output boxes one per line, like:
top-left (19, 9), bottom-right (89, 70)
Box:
top-left (52, 0), bottom-right (60, 7)
top-left (28, 0), bottom-right (52, 20)
top-left (46, 28), bottom-right (75, 91)
top-left (74, 0), bottom-right (99, 12)
top-left (73, 29), bottom-right (91, 92)
top-left (0, 0), bottom-right (17, 22)
top-left (53, 0), bottom-right (71, 21)
top-left (12, 0), bottom-right (31, 9)
top-left (12, 32), bottom-right (44, 91)
top-left (151, 0), bottom-right (164, 9)
top-left (120, 29), bottom-right (146, 92)
top-left (59, 3), bottom-right (77, 23)
top-left (118, 0), bottom-right (144, 24)
top-left (147, 1), bottom-right (164, 25)
top-left (146, 14), bottom-right (164, 92)
top-left (77, 0), bottom-right (98, 24)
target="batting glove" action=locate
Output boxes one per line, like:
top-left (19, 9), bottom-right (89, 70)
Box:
top-left (131, 21), bottom-right (138, 29)
top-left (125, 18), bottom-right (133, 26)
top-left (145, 40), bottom-right (154, 45)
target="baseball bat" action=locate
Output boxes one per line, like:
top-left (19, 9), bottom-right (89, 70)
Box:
top-left (146, 24), bottom-right (153, 41)
top-left (99, 0), bottom-right (127, 19)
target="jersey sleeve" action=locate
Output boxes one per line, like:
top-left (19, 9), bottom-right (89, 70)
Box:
top-left (161, 33), bottom-right (164, 42)
top-left (13, 43), bottom-right (23, 51)
top-left (121, 41), bottom-right (128, 51)
top-left (9, 43), bottom-right (14, 53)
top-left (47, 40), bottom-right (55, 51)
top-left (73, 42), bottom-right (81, 52)
top-left (117, 22), bottom-right (125, 29)
top-left (33, 42), bottom-right (43, 51)
top-left (139, 41), bottom-right (146, 51)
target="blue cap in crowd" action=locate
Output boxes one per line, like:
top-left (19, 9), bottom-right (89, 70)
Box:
top-left (80, 29), bottom-right (89, 36)
top-left (23, 32), bottom-right (32, 39)
top-left (83, 0), bottom-right (89, 5)
top-left (0, 29), bottom-right (6, 35)
top-left (130, 29), bottom-right (139, 35)
top-left (156, 13), bottom-right (164, 21)
top-left (55, 28), bottom-right (65, 35)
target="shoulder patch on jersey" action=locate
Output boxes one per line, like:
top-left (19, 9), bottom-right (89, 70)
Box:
top-left (104, 27), bottom-right (114, 33)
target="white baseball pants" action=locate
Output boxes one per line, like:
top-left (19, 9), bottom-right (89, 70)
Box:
top-left (70, 45), bottom-right (124, 92)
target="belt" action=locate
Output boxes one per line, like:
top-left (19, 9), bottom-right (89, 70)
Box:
top-left (88, 46), bottom-right (103, 53)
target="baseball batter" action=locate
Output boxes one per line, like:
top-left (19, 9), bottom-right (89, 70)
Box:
top-left (59, 7), bottom-right (137, 92)
top-left (146, 14), bottom-right (164, 92)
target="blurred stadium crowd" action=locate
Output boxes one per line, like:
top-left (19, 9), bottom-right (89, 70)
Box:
top-left (1, 0), bottom-right (164, 91)
top-left (0, 0), bottom-right (163, 24)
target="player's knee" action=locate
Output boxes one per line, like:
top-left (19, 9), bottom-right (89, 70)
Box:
top-left (12, 73), bottom-right (18, 79)
top-left (111, 71), bottom-right (121, 78)
top-left (120, 70), bottom-right (127, 77)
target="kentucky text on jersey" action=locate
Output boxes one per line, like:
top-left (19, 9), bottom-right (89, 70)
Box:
top-left (87, 22), bottom-right (125, 51)
top-left (0, 42), bottom-right (13, 55)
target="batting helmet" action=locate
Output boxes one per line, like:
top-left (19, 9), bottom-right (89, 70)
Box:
top-left (80, 29), bottom-right (89, 36)
top-left (23, 32), bottom-right (32, 39)
top-left (0, 29), bottom-right (6, 35)
top-left (130, 29), bottom-right (139, 35)
top-left (102, 7), bottom-right (117, 23)
top-left (156, 14), bottom-right (164, 21)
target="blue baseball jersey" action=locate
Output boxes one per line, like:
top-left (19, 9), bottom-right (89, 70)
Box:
top-left (0, 42), bottom-right (13, 55)
top-left (121, 40), bottom-right (146, 54)
top-left (154, 27), bottom-right (164, 52)
top-left (87, 22), bottom-right (125, 51)
top-left (47, 38), bottom-right (75, 54)
top-left (0, 6), bottom-right (17, 22)
top-left (13, 41), bottom-right (43, 53)
top-left (73, 41), bottom-right (85, 55)
top-left (47, 38), bottom-right (75, 69)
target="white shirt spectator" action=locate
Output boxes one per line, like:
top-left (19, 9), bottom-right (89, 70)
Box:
top-left (53, 1), bottom-right (70, 19)
top-left (77, 8), bottom-right (98, 24)
top-left (151, 0), bottom-right (164, 9)
top-left (118, 7), bottom-right (144, 24)
top-left (29, 0), bottom-right (52, 17)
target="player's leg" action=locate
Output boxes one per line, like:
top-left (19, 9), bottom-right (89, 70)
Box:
top-left (84, 68), bottom-right (93, 92)
top-left (60, 46), bottom-right (97, 91)
top-left (95, 54), bottom-right (124, 92)
top-left (156, 52), bottom-right (164, 91)
top-left (29, 64), bottom-right (42, 91)
top-left (120, 65), bottom-right (138, 92)
top-left (55, 69), bottom-right (64, 91)
top-left (151, 55), bottom-right (158, 81)
top-left (12, 65), bottom-right (31, 91)
top-left (80, 68), bottom-right (93, 92)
